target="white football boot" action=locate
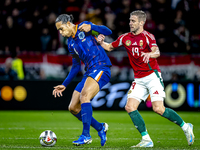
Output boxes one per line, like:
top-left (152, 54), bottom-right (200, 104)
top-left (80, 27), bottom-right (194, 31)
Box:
top-left (131, 139), bottom-right (153, 148)
top-left (184, 123), bottom-right (195, 146)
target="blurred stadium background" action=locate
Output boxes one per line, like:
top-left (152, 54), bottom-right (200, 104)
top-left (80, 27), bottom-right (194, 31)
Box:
top-left (0, 0), bottom-right (200, 111)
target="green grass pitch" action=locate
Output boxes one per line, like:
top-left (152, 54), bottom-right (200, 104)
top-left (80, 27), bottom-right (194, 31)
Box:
top-left (0, 110), bottom-right (199, 150)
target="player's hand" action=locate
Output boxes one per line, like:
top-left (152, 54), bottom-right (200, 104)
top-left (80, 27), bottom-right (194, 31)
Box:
top-left (78, 24), bottom-right (91, 32)
top-left (97, 34), bottom-right (105, 44)
top-left (141, 52), bottom-right (151, 63)
top-left (52, 85), bottom-right (66, 98)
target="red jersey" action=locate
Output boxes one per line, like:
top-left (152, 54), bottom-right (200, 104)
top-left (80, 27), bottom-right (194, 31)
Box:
top-left (111, 30), bottom-right (161, 78)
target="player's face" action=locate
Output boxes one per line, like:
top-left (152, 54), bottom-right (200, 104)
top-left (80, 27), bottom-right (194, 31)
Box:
top-left (56, 21), bottom-right (73, 38)
top-left (129, 15), bottom-right (140, 33)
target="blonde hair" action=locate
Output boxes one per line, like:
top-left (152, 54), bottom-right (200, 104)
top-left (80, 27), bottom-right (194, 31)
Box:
top-left (130, 10), bottom-right (146, 23)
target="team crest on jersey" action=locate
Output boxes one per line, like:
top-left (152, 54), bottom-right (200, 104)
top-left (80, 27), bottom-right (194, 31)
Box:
top-left (128, 90), bottom-right (132, 94)
top-left (78, 32), bottom-right (85, 39)
top-left (139, 40), bottom-right (143, 47)
top-left (126, 40), bottom-right (131, 46)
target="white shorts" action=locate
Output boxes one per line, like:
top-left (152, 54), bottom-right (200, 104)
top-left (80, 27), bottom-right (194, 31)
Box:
top-left (127, 72), bottom-right (166, 102)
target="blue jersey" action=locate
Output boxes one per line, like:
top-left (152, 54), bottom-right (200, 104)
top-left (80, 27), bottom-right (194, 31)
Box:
top-left (62, 21), bottom-right (112, 87)
top-left (67, 21), bottom-right (112, 71)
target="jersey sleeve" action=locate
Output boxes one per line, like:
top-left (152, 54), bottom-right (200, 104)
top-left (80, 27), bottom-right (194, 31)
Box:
top-left (111, 34), bottom-right (125, 48)
top-left (62, 55), bottom-right (81, 87)
top-left (145, 33), bottom-right (158, 49)
top-left (82, 21), bottom-right (112, 35)
top-left (67, 40), bottom-right (75, 55)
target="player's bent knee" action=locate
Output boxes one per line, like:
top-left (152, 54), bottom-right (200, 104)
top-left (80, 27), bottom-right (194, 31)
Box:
top-left (68, 105), bottom-right (81, 115)
top-left (80, 92), bottom-right (91, 103)
top-left (153, 106), bottom-right (164, 115)
top-left (125, 104), bottom-right (137, 113)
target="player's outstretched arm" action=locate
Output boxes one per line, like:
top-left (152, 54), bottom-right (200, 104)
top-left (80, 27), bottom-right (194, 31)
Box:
top-left (53, 56), bottom-right (81, 98)
top-left (78, 22), bottom-right (112, 35)
top-left (97, 34), bottom-right (114, 52)
top-left (90, 24), bottom-right (112, 35)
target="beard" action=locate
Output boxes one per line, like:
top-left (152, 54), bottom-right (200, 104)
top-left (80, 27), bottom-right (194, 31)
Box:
top-left (131, 26), bottom-right (140, 34)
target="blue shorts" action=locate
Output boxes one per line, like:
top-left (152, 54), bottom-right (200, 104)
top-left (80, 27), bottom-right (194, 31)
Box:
top-left (75, 66), bottom-right (111, 93)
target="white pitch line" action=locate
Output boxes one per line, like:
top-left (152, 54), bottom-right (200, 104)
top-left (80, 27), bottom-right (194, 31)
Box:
top-left (0, 146), bottom-right (101, 149)
top-left (0, 127), bottom-right (200, 131)
top-left (0, 128), bottom-right (25, 130)
top-left (0, 137), bottom-right (132, 140)
top-left (0, 127), bottom-right (199, 130)
top-left (0, 127), bottom-right (79, 130)
top-left (0, 146), bottom-right (122, 149)
top-left (1, 137), bottom-right (199, 140)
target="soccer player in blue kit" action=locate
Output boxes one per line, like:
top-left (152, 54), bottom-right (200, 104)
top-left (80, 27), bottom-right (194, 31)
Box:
top-left (52, 14), bottom-right (112, 146)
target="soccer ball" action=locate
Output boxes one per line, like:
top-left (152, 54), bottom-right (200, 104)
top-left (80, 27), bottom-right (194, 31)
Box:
top-left (39, 130), bottom-right (57, 147)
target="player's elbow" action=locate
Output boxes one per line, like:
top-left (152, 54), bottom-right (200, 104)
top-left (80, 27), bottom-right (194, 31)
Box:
top-left (105, 47), bottom-right (113, 52)
top-left (108, 48), bottom-right (114, 52)
top-left (107, 29), bottom-right (112, 35)
top-left (72, 64), bottom-right (81, 73)
top-left (104, 28), bottom-right (112, 36)
top-left (154, 49), bottom-right (160, 58)
top-left (157, 51), bottom-right (160, 57)
top-left (105, 47), bottom-right (112, 52)
top-left (109, 46), bottom-right (115, 52)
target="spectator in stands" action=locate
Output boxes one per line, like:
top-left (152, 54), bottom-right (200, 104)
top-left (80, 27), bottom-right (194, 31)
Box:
top-left (11, 51), bottom-right (25, 80)
top-left (21, 20), bottom-right (40, 52)
top-left (154, 23), bottom-right (171, 52)
top-left (173, 24), bottom-right (190, 53)
top-left (141, 0), bottom-right (152, 11)
top-left (12, 8), bottom-right (24, 26)
top-left (0, 57), bottom-right (17, 80)
top-left (31, 8), bottom-right (44, 30)
top-left (151, 0), bottom-right (172, 25)
top-left (2, 16), bottom-right (20, 54)
top-left (190, 34), bottom-right (200, 53)
top-left (173, 10), bottom-right (185, 29)
top-left (40, 27), bottom-right (52, 53)
top-left (62, 0), bottom-right (83, 23)
top-left (114, 0), bottom-right (132, 34)
top-left (46, 12), bottom-right (59, 51)
top-left (144, 11), bottom-right (156, 33)
top-left (1, 0), bottom-right (13, 17)
top-left (134, 1), bottom-right (143, 10)
top-left (104, 12), bottom-right (116, 41)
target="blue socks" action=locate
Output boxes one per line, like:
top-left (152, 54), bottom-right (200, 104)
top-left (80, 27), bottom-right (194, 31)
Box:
top-left (81, 103), bottom-right (92, 137)
top-left (73, 103), bottom-right (102, 136)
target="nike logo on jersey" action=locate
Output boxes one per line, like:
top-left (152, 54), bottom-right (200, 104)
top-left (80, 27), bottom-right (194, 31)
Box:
top-left (132, 42), bottom-right (137, 45)
top-left (74, 48), bottom-right (79, 55)
top-left (153, 91), bottom-right (159, 94)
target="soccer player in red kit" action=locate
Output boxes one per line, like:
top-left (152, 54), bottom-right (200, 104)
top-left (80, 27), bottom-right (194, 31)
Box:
top-left (97, 10), bottom-right (194, 147)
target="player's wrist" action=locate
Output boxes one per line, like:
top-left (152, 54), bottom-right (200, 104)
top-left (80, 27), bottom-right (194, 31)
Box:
top-left (61, 83), bottom-right (67, 87)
